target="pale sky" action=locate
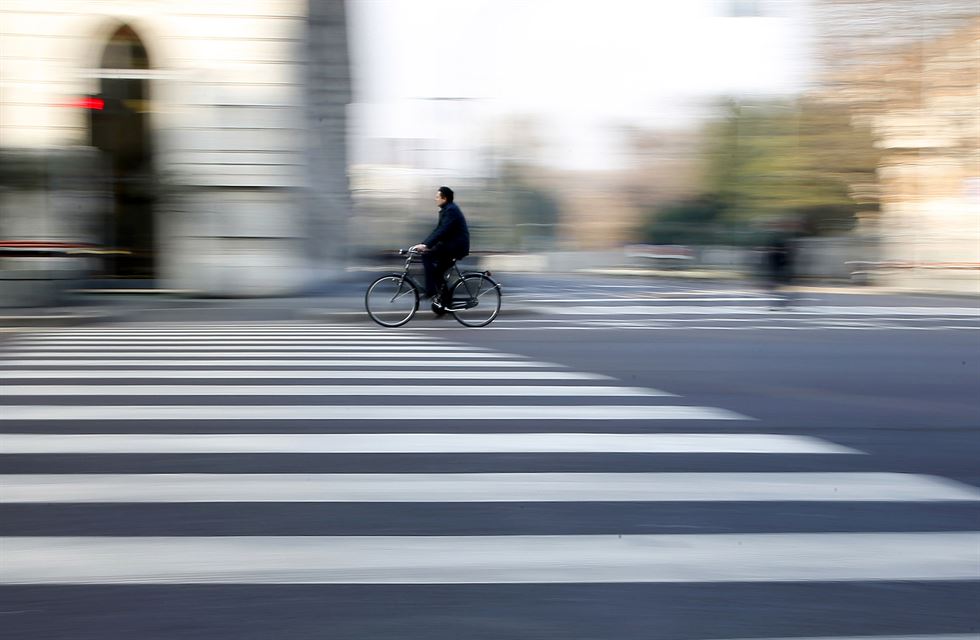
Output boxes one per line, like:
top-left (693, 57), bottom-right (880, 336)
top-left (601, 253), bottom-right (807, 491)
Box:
top-left (346, 0), bottom-right (812, 170)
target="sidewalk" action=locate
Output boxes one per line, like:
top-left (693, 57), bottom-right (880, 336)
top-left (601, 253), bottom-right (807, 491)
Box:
top-left (579, 267), bottom-right (980, 299)
top-left (1, 267), bottom-right (975, 329)
top-left (0, 281), bottom-right (541, 329)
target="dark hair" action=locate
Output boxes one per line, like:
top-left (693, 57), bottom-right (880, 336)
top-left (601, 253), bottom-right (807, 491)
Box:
top-left (438, 186), bottom-right (454, 203)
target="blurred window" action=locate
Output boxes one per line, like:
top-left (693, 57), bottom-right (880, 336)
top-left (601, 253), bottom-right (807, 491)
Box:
top-left (100, 25), bottom-right (150, 70)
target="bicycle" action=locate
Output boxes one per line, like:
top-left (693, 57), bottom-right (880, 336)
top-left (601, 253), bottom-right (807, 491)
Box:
top-left (365, 249), bottom-right (502, 328)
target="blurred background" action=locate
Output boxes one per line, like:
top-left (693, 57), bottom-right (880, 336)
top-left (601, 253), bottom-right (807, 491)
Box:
top-left (1, 0), bottom-right (978, 304)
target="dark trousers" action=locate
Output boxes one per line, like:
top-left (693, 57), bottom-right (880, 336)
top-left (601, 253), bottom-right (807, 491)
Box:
top-left (422, 249), bottom-right (454, 297)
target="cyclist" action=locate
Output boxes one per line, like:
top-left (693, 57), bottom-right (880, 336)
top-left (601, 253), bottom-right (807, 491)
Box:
top-left (410, 186), bottom-right (470, 308)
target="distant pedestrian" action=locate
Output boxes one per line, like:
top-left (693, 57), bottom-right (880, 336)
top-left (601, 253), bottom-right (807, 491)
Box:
top-left (761, 221), bottom-right (799, 310)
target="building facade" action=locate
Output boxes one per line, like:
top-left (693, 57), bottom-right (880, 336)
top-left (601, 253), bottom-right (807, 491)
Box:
top-left (811, 1), bottom-right (980, 293)
top-left (0, 0), bottom-right (351, 297)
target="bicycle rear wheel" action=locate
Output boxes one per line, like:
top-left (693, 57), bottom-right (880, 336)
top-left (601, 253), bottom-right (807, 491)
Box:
top-left (365, 275), bottom-right (419, 327)
top-left (450, 274), bottom-right (501, 327)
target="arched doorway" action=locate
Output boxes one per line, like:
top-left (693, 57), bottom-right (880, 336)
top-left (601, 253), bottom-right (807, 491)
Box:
top-left (90, 24), bottom-right (156, 279)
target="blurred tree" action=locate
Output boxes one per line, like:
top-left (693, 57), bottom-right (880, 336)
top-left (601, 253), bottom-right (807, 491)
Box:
top-left (642, 195), bottom-right (728, 245)
top-left (498, 161), bottom-right (562, 250)
top-left (702, 98), bottom-right (882, 233)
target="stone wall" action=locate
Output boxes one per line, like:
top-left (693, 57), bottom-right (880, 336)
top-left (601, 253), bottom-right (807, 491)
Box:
top-left (0, 0), bottom-right (352, 297)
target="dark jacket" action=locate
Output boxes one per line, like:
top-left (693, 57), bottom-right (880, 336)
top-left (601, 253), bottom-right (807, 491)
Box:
top-left (423, 202), bottom-right (470, 258)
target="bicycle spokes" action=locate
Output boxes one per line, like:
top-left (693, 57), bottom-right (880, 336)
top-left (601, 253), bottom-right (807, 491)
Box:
top-left (389, 281), bottom-right (413, 304)
top-left (365, 274), bottom-right (420, 327)
top-left (450, 274), bottom-right (500, 327)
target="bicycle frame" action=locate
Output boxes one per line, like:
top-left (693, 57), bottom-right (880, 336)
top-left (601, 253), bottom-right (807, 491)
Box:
top-left (448, 263), bottom-right (495, 309)
top-left (394, 249), bottom-right (492, 304)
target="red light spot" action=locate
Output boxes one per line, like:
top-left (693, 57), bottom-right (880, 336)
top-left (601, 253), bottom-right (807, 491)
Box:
top-left (64, 97), bottom-right (104, 110)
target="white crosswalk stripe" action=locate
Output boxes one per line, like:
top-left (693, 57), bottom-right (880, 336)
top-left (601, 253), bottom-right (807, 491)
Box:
top-left (0, 384), bottom-right (671, 397)
top-left (488, 283), bottom-right (980, 331)
top-left (1, 319), bottom-right (977, 628)
top-left (538, 305), bottom-right (980, 317)
top-left (0, 369), bottom-right (609, 380)
top-left (0, 433), bottom-right (859, 454)
top-left (5, 472), bottom-right (975, 503)
top-left (8, 339), bottom-right (454, 346)
top-left (3, 345), bottom-right (493, 353)
top-left (2, 350), bottom-right (516, 358)
top-left (5, 533), bottom-right (978, 584)
top-left (0, 359), bottom-right (557, 367)
top-left (1, 404), bottom-right (746, 421)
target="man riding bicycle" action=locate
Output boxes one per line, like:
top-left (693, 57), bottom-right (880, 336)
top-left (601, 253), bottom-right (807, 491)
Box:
top-left (410, 186), bottom-right (470, 308)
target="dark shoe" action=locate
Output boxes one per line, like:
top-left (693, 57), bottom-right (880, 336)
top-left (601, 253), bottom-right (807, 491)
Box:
top-left (430, 296), bottom-right (449, 317)
top-left (437, 287), bottom-right (453, 306)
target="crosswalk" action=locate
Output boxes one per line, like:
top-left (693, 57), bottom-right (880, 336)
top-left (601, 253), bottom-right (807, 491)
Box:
top-left (1, 323), bottom-right (978, 636)
top-left (502, 281), bottom-right (980, 331)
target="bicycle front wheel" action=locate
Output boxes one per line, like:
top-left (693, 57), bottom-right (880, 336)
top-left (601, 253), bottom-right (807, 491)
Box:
top-left (450, 274), bottom-right (501, 327)
top-left (365, 275), bottom-right (419, 327)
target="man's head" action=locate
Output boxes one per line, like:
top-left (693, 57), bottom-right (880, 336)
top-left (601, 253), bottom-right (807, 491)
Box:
top-left (436, 186), bottom-right (454, 206)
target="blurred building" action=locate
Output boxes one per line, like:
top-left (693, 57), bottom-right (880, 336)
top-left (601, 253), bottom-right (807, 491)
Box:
top-left (0, 0), bottom-right (351, 297)
top-left (812, 2), bottom-right (980, 293)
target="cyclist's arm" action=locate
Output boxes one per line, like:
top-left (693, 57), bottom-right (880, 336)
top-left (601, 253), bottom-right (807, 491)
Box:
top-left (422, 208), bottom-right (462, 248)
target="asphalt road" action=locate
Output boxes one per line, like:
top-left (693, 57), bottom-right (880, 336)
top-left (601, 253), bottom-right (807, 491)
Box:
top-left (1, 275), bottom-right (978, 639)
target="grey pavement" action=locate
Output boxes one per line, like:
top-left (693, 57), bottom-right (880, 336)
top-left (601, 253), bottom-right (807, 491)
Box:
top-left (0, 272), bottom-right (538, 327)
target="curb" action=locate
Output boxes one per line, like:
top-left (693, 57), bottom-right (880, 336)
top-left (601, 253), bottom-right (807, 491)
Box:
top-left (0, 311), bottom-right (119, 329)
top-left (579, 268), bottom-right (744, 280)
top-left (580, 268), bottom-right (979, 298)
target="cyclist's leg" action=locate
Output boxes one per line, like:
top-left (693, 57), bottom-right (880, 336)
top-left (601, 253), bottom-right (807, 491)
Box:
top-left (421, 249), bottom-right (450, 298)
